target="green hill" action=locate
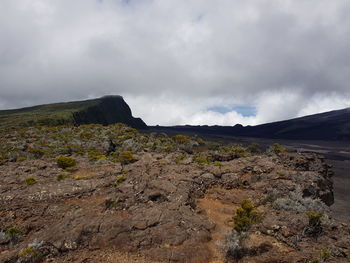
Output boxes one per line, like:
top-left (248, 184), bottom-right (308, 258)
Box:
top-left (0, 95), bottom-right (147, 129)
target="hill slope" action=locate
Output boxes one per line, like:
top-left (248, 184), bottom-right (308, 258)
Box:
top-left (153, 108), bottom-right (350, 140)
top-left (0, 95), bottom-right (147, 129)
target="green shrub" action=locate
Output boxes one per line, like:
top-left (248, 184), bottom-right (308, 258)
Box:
top-left (56, 173), bottom-right (68, 181)
top-left (104, 198), bottom-right (117, 209)
top-left (16, 156), bottom-right (26, 162)
top-left (305, 211), bottom-right (323, 237)
top-left (193, 153), bottom-right (210, 165)
top-left (247, 142), bottom-right (261, 153)
top-left (175, 153), bottom-right (187, 164)
top-left (172, 134), bottom-right (190, 144)
top-left (233, 199), bottom-right (262, 233)
top-left (4, 226), bottom-right (21, 239)
top-left (113, 151), bottom-right (136, 165)
top-left (28, 148), bottom-right (45, 158)
top-left (114, 175), bottom-right (126, 186)
top-left (89, 154), bottom-right (107, 161)
top-left (25, 177), bottom-right (36, 186)
top-left (320, 248), bottom-right (330, 261)
top-left (213, 161), bottom-right (222, 167)
top-left (269, 143), bottom-right (287, 154)
top-left (306, 211), bottom-right (322, 228)
top-left (232, 147), bottom-right (248, 158)
top-left (276, 171), bottom-right (285, 178)
top-left (57, 156), bottom-right (77, 169)
top-left (347, 246), bottom-right (350, 262)
top-left (18, 247), bottom-right (39, 259)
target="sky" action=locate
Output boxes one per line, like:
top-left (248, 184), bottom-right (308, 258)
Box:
top-left (1, 0), bottom-right (350, 126)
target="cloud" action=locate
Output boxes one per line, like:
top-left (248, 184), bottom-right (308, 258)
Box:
top-left (0, 0), bottom-right (350, 125)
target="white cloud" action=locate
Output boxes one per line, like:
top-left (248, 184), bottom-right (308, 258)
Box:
top-left (1, 0), bottom-right (350, 125)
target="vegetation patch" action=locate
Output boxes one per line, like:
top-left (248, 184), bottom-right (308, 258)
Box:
top-left (114, 175), bottom-right (126, 186)
top-left (233, 199), bottom-right (262, 233)
top-left (56, 173), bottom-right (68, 181)
top-left (4, 226), bottom-right (21, 240)
top-left (25, 177), bottom-right (37, 186)
top-left (269, 143), bottom-right (287, 154)
top-left (113, 151), bottom-right (137, 165)
top-left (57, 156), bottom-right (77, 169)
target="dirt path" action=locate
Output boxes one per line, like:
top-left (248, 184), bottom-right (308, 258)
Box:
top-left (197, 189), bottom-right (238, 263)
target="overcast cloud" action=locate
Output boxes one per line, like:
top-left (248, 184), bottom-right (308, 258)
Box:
top-left (0, 0), bottom-right (350, 125)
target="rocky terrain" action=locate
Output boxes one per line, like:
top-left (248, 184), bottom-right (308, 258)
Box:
top-left (1, 124), bottom-right (350, 263)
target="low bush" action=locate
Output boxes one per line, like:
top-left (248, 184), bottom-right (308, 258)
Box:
top-left (272, 189), bottom-right (328, 214)
top-left (320, 248), bottom-right (330, 261)
top-left (304, 211), bottom-right (323, 237)
top-left (56, 173), bottom-right (68, 181)
top-left (172, 134), bottom-right (190, 144)
top-left (57, 156), bottom-right (77, 169)
top-left (248, 142), bottom-right (261, 154)
top-left (18, 247), bottom-right (40, 260)
top-left (25, 177), bottom-right (37, 186)
top-left (28, 148), bottom-right (45, 158)
top-left (104, 198), bottom-right (117, 209)
top-left (4, 226), bottom-right (21, 239)
top-left (113, 151), bottom-right (136, 165)
top-left (16, 157), bottom-right (26, 162)
top-left (268, 143), bottom-right (287, 154)
top-left (233, 199), bottom-right (262, 233)
top-left (114, 175), bottom-right (126, 186)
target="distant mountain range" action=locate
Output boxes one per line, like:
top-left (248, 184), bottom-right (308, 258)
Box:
top-left (153, 108), bottom-right (350, 140)
top-left (0, 95), bottom-right (147, 129)
top-left (1, 96), bottom-right (349, 140)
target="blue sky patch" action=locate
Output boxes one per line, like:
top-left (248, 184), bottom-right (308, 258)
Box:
top-left (208, 105), bottom-right (257, 117)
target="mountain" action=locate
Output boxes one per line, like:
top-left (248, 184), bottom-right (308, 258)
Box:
top-left (153, 108), bottom-right (350, 140)
top-left (0, 95), bottom-right (147, 129)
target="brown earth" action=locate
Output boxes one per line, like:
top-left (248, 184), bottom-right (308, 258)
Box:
top-left (1, 152), bottom-right (349, 263)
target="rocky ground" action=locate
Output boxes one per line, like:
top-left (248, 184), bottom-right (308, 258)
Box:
top-left (0, 125), bottom-right (350, 262)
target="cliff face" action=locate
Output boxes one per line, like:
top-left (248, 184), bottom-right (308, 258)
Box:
top-left (72, 96), bottom-right (147, 129)
top-left (0, 95), bottom-right (147, 129)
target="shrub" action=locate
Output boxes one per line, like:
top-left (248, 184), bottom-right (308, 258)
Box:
top-left (248, 142), bottom-right (261, 154)
top-left (89, 154), bottom-right (107, 161)
top-left (304, 211), bottom-right (323, 237)
top-left (269, 143), bottom-right (287, 154)
top-left (172, 134), bottom-right (190, 144)
top-left (347, 246), bottom-right (350, 262)
top-left (25, 177), bottom-right (36, 186)
top-left (114, 151), bottom-right (136, 165)
top-left (306, 211), bottom-right (322, 228)
top-left (18, 247), bottom-right (40, 259)
top-left (4, 226), bottom-right (21, 239)
top-left (272, 189), bottom-right (328, 214)
top-left (57, 156), bottom-right (77, 169)
top-left (233, 199), bottom-right (262, 233)
top-left (56, 173), bottom-right (68, 181)
top-left (175, 153), bottom-right (187, 164)
top-left (104, 198), bottom-right (117, 209)
top-left (213, 161), bottom-right (222, 167)
top-left (320, 248), bottom-right (330, 261)
top-left (114, 175), bottom-right (126, 186)
top-left (28, 148), bottom-right (45, 158)
top-left (193, 153), bottom-right (210, 165)
top-left (232, 147), bottom-right (248, 158)
top-left (16, 157), bottom-right (26, 162)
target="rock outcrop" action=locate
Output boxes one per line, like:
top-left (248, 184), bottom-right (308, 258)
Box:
top-left (72, 95), bottom-right (147, 129)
